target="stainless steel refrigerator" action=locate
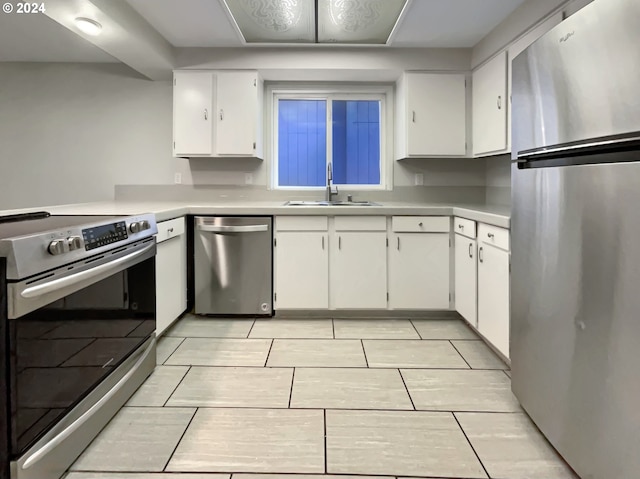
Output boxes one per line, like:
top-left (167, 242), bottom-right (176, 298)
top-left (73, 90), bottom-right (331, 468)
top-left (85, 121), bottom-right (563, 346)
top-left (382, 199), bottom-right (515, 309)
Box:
top-left (511, 0), bottom-right (640, 478)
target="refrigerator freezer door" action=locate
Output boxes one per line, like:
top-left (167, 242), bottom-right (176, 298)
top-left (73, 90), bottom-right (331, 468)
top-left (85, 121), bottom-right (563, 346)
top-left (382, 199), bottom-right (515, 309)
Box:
top-left (511, 161), bottom-right (640, 479)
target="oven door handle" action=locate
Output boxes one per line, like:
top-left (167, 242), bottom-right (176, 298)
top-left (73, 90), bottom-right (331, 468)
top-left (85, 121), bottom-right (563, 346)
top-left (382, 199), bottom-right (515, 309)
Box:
top-left (20, 244), bottom-right (155, 299)
top-left (21, 336), bottom-right (156, 470)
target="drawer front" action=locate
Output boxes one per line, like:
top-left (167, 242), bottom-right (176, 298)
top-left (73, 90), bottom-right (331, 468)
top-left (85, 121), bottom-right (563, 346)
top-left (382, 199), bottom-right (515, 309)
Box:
top-left (157, 217), bottom-right (185, 243)
top-left (478, 223), bottom-right (510, 251)
top-left (275, 216), bottom-right (328, 231)
top-left (454, 217), bottom-right (476, 238)
top-left (392, 216), bottom-right (450, 233)
top-left (334, 216), bottom-right (387, 231)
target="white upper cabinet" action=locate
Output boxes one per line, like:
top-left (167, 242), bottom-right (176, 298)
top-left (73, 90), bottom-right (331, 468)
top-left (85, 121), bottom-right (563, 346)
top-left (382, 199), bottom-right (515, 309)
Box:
top-left (173, 71), bottom-right (214, 156)
top-left (395, 73), bottom-right (467, 159)
top-left (472, 51), bottom-right (508, 157)
top-left (215, 71), bottom-right (263, 158)
top-left (173, 70), bottom-right (263, 158)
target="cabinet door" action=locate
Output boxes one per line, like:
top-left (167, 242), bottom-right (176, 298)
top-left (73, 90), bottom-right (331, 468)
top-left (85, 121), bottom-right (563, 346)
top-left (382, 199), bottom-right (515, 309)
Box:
top-left (389, 233), bottom-right (450, 309)
top-left (330, 232), bottom-right (387, 309)
top-left (478, 244), bottom-right (510, 358)
top-left (215, 71), bottom-right (258, 156)
top-left (455, 234), bottom-right (477, 326)
top-left (274, 232), bottom-right (328, 309)
top-left (173, 71), bottom-right (213, 156)
top-left (407, 73), bottom-right (467, 156)
top-left (156, 234), bottom-right (187, 336)
top-left (472, 51), bottom-right (508, 156)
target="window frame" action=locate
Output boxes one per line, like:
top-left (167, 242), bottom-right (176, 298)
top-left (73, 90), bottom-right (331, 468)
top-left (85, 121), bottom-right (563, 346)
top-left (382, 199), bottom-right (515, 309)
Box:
top-left (268, 84), bottom-right (393, 191)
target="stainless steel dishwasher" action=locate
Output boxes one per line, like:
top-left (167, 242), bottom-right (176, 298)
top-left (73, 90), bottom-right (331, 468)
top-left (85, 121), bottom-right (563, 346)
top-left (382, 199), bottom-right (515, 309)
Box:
top-left (194, 216), bottom-right (273, 315)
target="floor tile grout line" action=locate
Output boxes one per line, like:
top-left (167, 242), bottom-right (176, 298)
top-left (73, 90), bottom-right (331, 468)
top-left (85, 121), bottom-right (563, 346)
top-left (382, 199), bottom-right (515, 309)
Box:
top-left (263, 339), bottom-right (274, 367)
top-left (287, 367), bottom-right (296, 408)
top-left (125, 404), bottom-right (524, 414)
top-left (449, 339), bottom-right (473, 369)
top-left (360, 339), bottom-right (370, 368)
top-left (397, 369), bottom-right (417, 411)
top-left (163, 337), bottom-right (484, 341)
top-left (452, 411), bottom-right (492, 479)
top-left (324, 408), bottom-right (328, 474)
top-left (408, 318), bottom-right (424, 339)
top-left (152, 364), bottom-right (505, 371)
top-left (161, 406), bottom-right (198, 472)
top-left (162, 365), bottom-right (191, 407)
top-left (246, 318), bottom-right (257, 338)
top-left (161, 337), bottom-right (186, 365)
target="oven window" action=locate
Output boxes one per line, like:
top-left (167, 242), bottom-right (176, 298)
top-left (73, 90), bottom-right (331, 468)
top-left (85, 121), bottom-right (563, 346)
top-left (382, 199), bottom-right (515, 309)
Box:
top-left (10, 257), bottom-right (155, 455)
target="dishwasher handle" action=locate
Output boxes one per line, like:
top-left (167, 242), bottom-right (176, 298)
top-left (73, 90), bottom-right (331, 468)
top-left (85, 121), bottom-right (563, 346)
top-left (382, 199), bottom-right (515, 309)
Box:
top-left (198, 224), bottom-right (269, 233)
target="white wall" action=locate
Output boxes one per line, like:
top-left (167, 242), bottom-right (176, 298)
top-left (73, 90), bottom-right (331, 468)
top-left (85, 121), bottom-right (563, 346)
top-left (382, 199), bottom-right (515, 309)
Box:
top-left (0, 63), bottom-right (175, 209)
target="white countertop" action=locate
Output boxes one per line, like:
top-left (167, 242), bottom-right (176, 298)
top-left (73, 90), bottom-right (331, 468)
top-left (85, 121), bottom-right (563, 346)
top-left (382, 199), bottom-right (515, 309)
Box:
top-left (1, 201), bottom-right (511, 228)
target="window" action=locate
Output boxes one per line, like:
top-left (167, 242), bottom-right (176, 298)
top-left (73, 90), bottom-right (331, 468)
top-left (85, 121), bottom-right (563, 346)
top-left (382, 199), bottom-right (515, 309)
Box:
top-left (272, 89), bottom-right (388, 189)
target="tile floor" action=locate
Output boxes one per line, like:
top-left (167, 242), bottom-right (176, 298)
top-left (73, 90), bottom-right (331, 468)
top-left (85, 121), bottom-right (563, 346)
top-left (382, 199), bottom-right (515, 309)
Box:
top-left (66, 316), bottom-right (578, 479)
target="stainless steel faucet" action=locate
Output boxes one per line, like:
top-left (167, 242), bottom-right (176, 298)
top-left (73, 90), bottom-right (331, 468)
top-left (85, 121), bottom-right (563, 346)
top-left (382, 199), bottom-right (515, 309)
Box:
top-left (326, 162), bottom-right (338, 202)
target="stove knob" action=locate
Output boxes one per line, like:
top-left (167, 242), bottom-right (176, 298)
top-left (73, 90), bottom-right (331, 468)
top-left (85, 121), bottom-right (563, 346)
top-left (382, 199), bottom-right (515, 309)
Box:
top-left (129, 222), bottom-right (141, 233)
top-left (48, 239), bottom-right (68, 255)
top-left (67, 236), bottom-right (83, 251)
top-left (140, 220), bottom-right (150, 231)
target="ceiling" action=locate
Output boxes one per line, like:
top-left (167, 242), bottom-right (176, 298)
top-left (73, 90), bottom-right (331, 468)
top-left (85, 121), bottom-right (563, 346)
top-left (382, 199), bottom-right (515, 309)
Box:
top-left (0, 0), bottom-right (528, 77)
top-left (126, 0), bottom-right (528, 48)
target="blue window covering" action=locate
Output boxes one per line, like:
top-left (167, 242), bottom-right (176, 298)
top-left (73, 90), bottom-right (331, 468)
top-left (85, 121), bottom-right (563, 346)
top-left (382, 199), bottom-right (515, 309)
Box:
top-left (332, 100), bottom-right (380, 185)
top-left (278, 99), bottom-right (327, 187)
top-left (277, 98), bottom-right (380, 187)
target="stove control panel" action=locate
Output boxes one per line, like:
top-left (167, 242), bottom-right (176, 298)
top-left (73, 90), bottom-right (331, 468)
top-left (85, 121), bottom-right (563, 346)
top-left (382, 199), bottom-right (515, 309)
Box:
top-left (82, 221), bottom-right (128, 251)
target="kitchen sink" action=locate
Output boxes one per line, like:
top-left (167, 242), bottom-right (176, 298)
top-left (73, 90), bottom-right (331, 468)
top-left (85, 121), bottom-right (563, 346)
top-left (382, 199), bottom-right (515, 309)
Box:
top-left (284, 200), bottom-right (381, 206)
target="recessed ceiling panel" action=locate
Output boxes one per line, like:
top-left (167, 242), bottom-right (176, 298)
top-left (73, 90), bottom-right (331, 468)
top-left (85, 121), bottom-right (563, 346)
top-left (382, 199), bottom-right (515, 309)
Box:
top-left (318, 0), bottom-right (406, 44)
top-left (392, 0), bottom-right (528, 47)
top-left (223, 0), bottom-right (316, 43)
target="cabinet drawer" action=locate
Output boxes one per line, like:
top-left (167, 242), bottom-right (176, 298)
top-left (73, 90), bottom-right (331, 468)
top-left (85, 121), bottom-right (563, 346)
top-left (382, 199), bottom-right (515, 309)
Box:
top-left (334, 216), bottom-right (386, 231)
top-left (276, 216), bottom-right (328, 231)
top-left (392, 216), bottom-right (449, 233)
top-left (157, 217), bottom-right (185, 243)
top-left (478, 223), bottom-right (509, 251)
top-left (454, 217), bottom-right (476, 238)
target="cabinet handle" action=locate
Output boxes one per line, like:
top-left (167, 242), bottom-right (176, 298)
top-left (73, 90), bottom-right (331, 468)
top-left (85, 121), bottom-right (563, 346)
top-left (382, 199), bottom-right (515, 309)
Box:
top-left (418, 222), bottom-right (423, 227)
top-left (322, 236), bottom-right (325, 250)
top-left (412, 110), bottom-right (416, 123)
top-left (497, 96), bottom-right (502, 110)
top-left (488, 232), bottom-right (495, 239)
top-left (458, 224), bottom-right (464, 230)
top-left (168, 228), bottom-right (174, 233)
top-left (219, 109), bottom-right (224, 121)
top-left (338, 236), bottom-right (341, 250)
top-left (479, 246), bottom-right (484, 263)
top-left (204, 109), bottom-right (208, 120)
top-left (397, 237), bottom-right (400, 250)
top-left (468, 242), bottom-right (473, 258)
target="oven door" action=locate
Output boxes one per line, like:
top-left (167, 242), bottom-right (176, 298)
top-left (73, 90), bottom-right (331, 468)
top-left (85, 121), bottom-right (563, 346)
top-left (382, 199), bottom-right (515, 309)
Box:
top-left (6, 239), bottom-right (156, 459)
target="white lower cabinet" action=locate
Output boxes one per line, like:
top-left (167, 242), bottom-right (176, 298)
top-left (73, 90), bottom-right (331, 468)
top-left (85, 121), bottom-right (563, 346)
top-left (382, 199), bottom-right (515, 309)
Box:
top-left (274, 231), bottom-right (329, 309)
top-left (156, 217), bottom-right (187, 336)
top-left (330, 231), bottom-right (388, 309)
top-left (454, 233), bottom-right (477, 326)
top-left (389, 231), bottom-right (450, 310)
top-left (477, 225), bottom-right (510, 359)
